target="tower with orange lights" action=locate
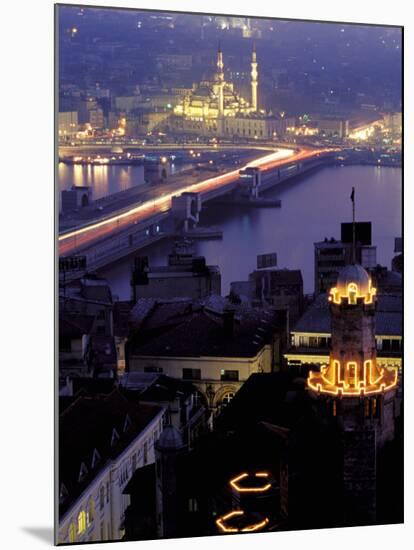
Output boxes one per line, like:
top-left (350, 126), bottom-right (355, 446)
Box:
top-left (308, 263), bottom-right (397, 405)
top-left (307, 260), bottom-right (398, 522)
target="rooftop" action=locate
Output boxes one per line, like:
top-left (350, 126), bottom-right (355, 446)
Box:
top-left (293, 292), bottom-right (402, 336)
top-left (129, 297), bottom-right (282, 359)
top-left (59, 389), bottom-right (164, 517)
top-left (250, 269), bottom-right (303, 286)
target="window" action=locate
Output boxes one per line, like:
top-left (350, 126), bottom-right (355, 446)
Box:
top-left (182, 368), bottom-right (201, 380)
top-left (78, 462), bottom-right (88, 482)
top-left (106, 481), bottom-right (110, 503)
top-left (143, 441), bottom-right (148, 465)
top-left (91, 449), bottom-right (101, 469)
top-left (144, 366), bottom-right (163, 373)
top-left (68, 522), bottom-right (77, 543)
top-left (382, 339), bottom-right (392, 351)
top-left (309, 337), bottom-right (319, 348)
top-left (99, 486), bottom-right (105, 510)
top-left (391, 339), bottom-right (401, 352)
top-left (97, 310), bottom-right (106, 320)
top-left (220, 369), bottom-right (239, 381)
top-left (87, 499), bottom-right (95, 525)
top-left (188, 497), bottom-right (198, 512)
top-left (59, 483), bottom-right (68, 505)
top-left (111, 428), bottom-right (120, 447)
top-left (77, 510), bottom-right (87, 534)
top-left (132, 453), bottom-right (137, 473)
top-left (123, 414), bottom-right (132, 433)
top-left (348, 283), bottom-right (358, 304)
top-left (221, 392), bottom-right (235, 407)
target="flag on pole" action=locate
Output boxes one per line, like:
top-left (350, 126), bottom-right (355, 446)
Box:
top-left (350, 187), bottom-right (355, 203)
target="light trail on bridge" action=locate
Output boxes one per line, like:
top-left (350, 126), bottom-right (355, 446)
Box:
top-left (58, 147), bottom-right (333, 256)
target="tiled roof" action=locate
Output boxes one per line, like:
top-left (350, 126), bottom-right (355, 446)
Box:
top-left (130, 307), bottom-right (277, 359)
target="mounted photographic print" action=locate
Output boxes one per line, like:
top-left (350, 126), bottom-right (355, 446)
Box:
top-left (56, 3), bottom-right (403, 545)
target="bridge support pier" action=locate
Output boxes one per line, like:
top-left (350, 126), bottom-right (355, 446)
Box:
top-left (171, 192), bottom-right (202, 233)
top-left (238, 166), bottom-right (262, 199)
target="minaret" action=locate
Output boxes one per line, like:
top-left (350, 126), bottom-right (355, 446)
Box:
top-left (251, 43), bottom-right (258, 112)
top-left (307, 263), bottom-right (398, 524)
top-left (217, 42), bottom-right (225, 117)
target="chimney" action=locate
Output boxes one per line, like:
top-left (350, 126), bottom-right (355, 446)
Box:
top-left (223, 307), bottom-right (235, 337)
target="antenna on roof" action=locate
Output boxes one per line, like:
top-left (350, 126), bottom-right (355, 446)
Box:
top-left (350, 187), bottom-right (356, 264)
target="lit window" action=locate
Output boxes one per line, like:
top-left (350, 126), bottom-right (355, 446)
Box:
top-left (77, 510), bottom-right (87, 534)
top-left (188, 497), bottom-right (198, 512)
top-left (68, 522), bottom-right (76, 543)
top-left (222, 392), bottom-right (235, 406)
top-left (348, 283), bottom-right (358, 304)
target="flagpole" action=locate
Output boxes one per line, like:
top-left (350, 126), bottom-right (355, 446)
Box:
top-left (352, 186), bottom-right (356, 264)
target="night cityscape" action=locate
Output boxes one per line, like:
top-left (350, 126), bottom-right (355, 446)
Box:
top-left (56, 4), bottom-right (403, 545)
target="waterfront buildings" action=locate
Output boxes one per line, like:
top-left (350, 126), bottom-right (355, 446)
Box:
top-left (56, 6), bottom-right (403, 541)
top-left (58, 111), bottom-right (78, 139)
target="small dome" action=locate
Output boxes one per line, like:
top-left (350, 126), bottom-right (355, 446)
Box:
top-left (330, 263), bottom-right (376, 305)
top-left (336, 264), bottom-right (370, 295)
top-left (156, 425), bottom-right (184, 451)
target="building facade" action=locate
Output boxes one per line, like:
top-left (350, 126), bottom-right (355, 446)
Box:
top-left (285, 291), bottom-right (402, 371)
top-left (58, 391), bottom-right (166, 544)
top-left (127, 298), bottom-right (281, 413)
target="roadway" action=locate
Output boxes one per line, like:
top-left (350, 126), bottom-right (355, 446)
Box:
top-left (58, 146), bottom-right (334, 257)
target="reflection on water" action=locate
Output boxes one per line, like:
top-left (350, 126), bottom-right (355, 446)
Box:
top-left (100, 165), bottom-right (401, 299)
top-left (58, 162), bottom-right (146, 201)
top-left (58, 161), bottom-right (192, 203)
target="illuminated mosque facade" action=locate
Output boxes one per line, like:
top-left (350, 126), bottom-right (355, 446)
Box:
top-left (173, 44), bottom-right (281, 138)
